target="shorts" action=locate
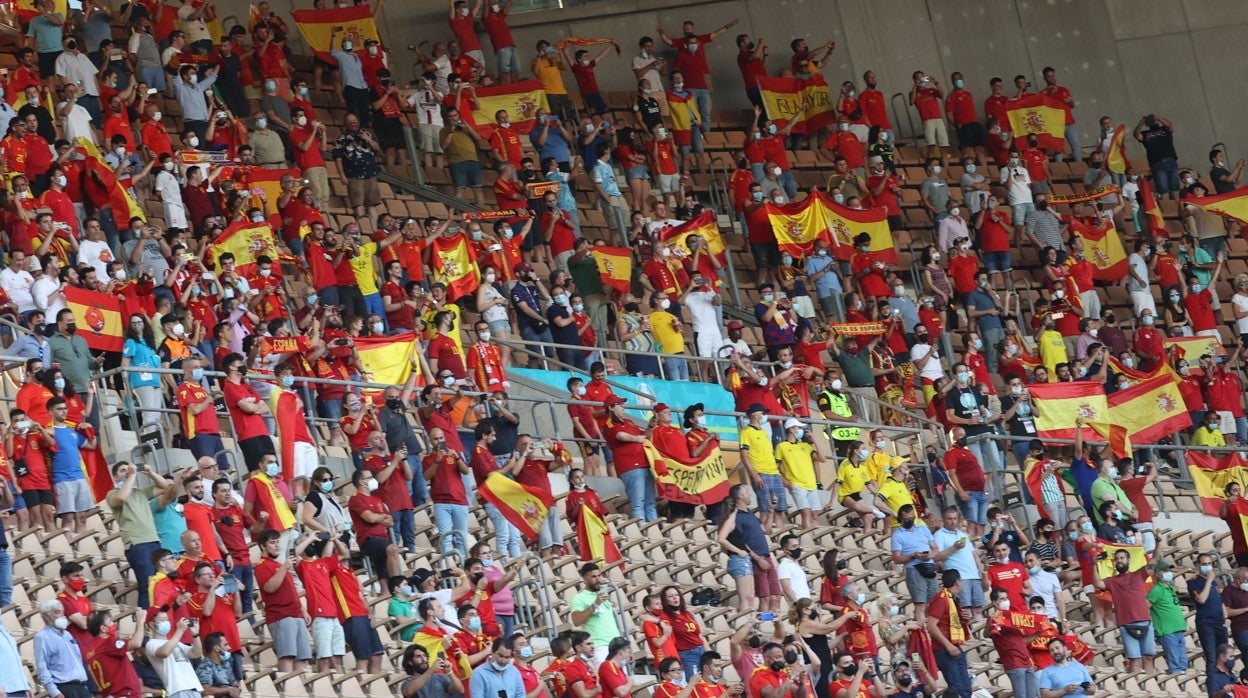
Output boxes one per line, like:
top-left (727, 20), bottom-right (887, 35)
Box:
top-left (5, 481), bottom-right (24, 510)
top-left (449, 160), bottom-right (483, 188)
top-left (750, 242), bottom-right (780, 270)
top-left (292, 441), bottom-right (318, 481)
top-left (1011, 202), bottom-right (1035, 223)
top-left (955, 579), bottom-right (986, 609)
top-left (310, 616), bottom-right (345, 659)
top-left (753, 557), bottom-right (781, 597)
top-left (726, 553), bottom-right (752, 579)
top-left (495, 45), bottom-right (520, 75)
top-left (239, 435), bottom-right (277, 472)
top-left (788, 485), bottom-right (818, 511)
top-left (904, 565), bottom-right (941, 603)
top-left (487, 318), bottom-right (512, 334)
top-left (346, 177), bottom-right (382, 208)
top-left (956, 122), bottom-right (985, 148)
top-left (922, 118), bottom-right (949, 148)
top-left (22, 489), bottom-right (53, 508)
top-left (54, 479), bottom-right (94, 514)
top-left (342, 616), bottom-right (384, 660)
top-left (318, 397), bottom-right (344, 422)
top-left (271, 616), bottom-right (313, 661)
top-left (887, 214), bottom-right (904, 231)
top-left (753, 473), bottom-right (788, 512)
top-left (417, 123), bottom-right (443, 153)
top-left (983, 251), bottom-right (1012, 273)
top-left (657, 173), bottom-right (680, 194)
top-left (959, 490), bottom-right (988, 525)
top-left (625, 165), bottom-right (650, 181)
top-left (1118, 621), bottom-right (1156, 659)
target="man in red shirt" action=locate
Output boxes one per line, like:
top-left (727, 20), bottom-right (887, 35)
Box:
top-left (866, 157), bottom-right (902, 230)
top-left (986, 588), bottom-right (1042, 698)
top-left (1040, 66), bottom-right (1079, 161)
top-left (424, 426), bottom-right (472, 557)
top-left (428, 310), bottom-right (467, 380)
top-left (735, 33), bottom-right (767, 108)
top-left (1119, 461), bottom-right (1158, 553)
top-left (1093, 541), bottom-right (1164, 673)
top-left (603, 394), bottom-right (655, 522)
top-left (254, 529), bottom-right (312, 673)
top-left (1185, 268), bottom-right (1223, 336)
top-left (84, 610), bottom-right (144, 698)
top-left (448, 0), bottom-right (484, 65)
top-left (944, 70), bottom-right (982, 155)
top-left (182, 477), bottom-right (225, 563)
top-left (209, 478), bottom-right (256, 616)
top-left (219, 353), bottom-right (275, 471)
top-left (859, 70), bottom-right (891, 134)
top-left (984, 77), bottom-right (1009, 132)
top-left (925, 570), bottom-right (972, 697)
top-left (985, 541), bottom-right (1032, 610)
top-left (514, 434), bottom-right (563, 557)
top-left (56, 562), bottom-right (95, 661)
top-left (820, 116), bottom-right (864, 171)
top-left (361, 430), bottom-right (414, 554)
top-left (1204, 348), bottom-right (1245, 442)
top-left (747, 642), bottom-right (802, 698)
top-left (1021, 135), bottom-right (1051, 193)
top-left (328, 547), bottom-right (385, 674)
top-left (562, 631), bottom-right (602, 696)
top-left (850, 232), bottom-right (892, 300)
top-left (288, 107), bottom-right (329, 209)
top-left (565, 377), bottom-right (604, 476)
top-left (347, 467), bottom-right (402, 578)
top-left (296, 532), bottom-right (346, 671)
top-left (909, 70), bottom-right (947, 152)
top-left (1221, 483), bottom-right (1248, 567)
top-left (187, 562), bottom-right (244, 679)
top-left (598, 637), bottom-right (634, 696)
top-left (658, 17), bottom-right (739, 141)
top-left (482, 0), bottom-right (519, 82)
top-left (568, 43), bottom-right (616, 116)
top-left (488, 109), bottom-right (525, 168)
top-left (945, 427), bottom-right (988, 538)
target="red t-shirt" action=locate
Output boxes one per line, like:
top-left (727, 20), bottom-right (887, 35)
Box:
top-left (927, 588), bottom-right (962, 647)
top-left (1041, 85), bottom-right (1075, 125)
top-left (348, 492), bottom-right (390, 541)
top-left (329, 563), bottom-right (370, 621)
top-left (748, 668), bottom-right (786, 698)
top-left (860, 89), bottom-right (890, 129)
top-left (643, 619), bottom-right (678, 667)
top-left (188, 589), bottom-right (242, 649)
top-left (489, 127), bottom-right (524, 168)
top-left (668, 34), bottom-right (711, 89)
top-left (913, 87), bottom-right (942, 121)
top-left (1103, 567), bottom-right (1151, 625)
top-left (183, 501), bottom-right (223, 562)
top-left (429, 333), bottom-right (466, 379)
top-left (515, 459), bottom-right (553, 497)
top-left (57, 592), bottom-right (94, 656)
top-left (571, 60), bottom-right (601, 95)
top-left (1022, 148), bottom-right (1049, 182)
top-left (988, 612), bottom-right (1033, 670)
top-left (945, 88), bottom-right (977, 126)
top-left (1207, 369), bottom-right (1244, 416)
top-left (481, 9), bottom-right (514, 49)
top-left (541, 210), bottom-right (577, 257)
top-left (87, 636), bottom-right (144, 697)
top-left (210, 504), bottom-right (254, 568)
top-left (867, 174), bottom-right (900, 214)
top-left (255, 557), bottom-right (301, 624)
top-left (759, 135), bottom-right (789, 170)
top-left (948, 254), bottom-right (979, 295)
top-left (222, 379), bottom-right (268, 440)
top-left (289, 124), bottom-right (325, 170)
top-left (469, 443), bottom-right (498, 489)
top-left (979, 210), bottom-right (1012, 252)
top-left (986, 561), bottom-right (1030, 609)
top-left (297, 556), bottom-right (339, 618)
top-left (737, 49), bottom-right (766, 87)
top-left (1154, 252), bottom-right (1181, 287)
top-left (984, 94), bottom-right (1009, 128)
top-left (448, 12), bottom-right (481, 52)
top-left (659, 609), bottom-right (703, 651)
top-left (563, 657), bottom-right (599, 693)
top-left (851, 251), bottom-right (890, 298)
top-left (1119, 476), bottom-right (1154, 524)
top-left (365, 453), bottom-right (412, 513)
top-left (598, 659), bottom-right (630, 695)
top-left (1185, 290), bottom-right (1216, 331)
top-left (605, 419), bottom-right (646, 474)
top-left (12, 432), bottom-right (51, 491)
top-left (944, 446), bottom-right (985, 492)
top-left (425, 452), bottom-right (468, 504)
top-left (825, 131), bottom-right (864, 169)
top-left (381, 280), bottom-right (415, 330)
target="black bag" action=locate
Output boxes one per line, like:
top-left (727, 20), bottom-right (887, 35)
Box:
top-left (1123, 621), bottom-right (1150, 640)
top-left (690, 587), bottom-right (720, 606)
top-left (11, 458), bottom-right (28, 478)
top-left (916, 562), bottom-right (938, 579)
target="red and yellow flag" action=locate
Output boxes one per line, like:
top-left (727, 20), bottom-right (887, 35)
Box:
top-left (79, 424), bottom-right (112, 504)
top-left (1186, 451), bottom-right (1248, 515)
top-left (470, 79), bottom-right (551, 138)
top-left (219, 166), bottom-right (303, 216)
top-left (575, 505), bottom-right (622, 566)
top-left (1137, 176), bottom-right (1168, 235)
top-left (642, 441), bottom-right (730, 505)
top-left (63, 286), bottom-right (123, 352)
top-left (1106, 374), bottom-right (1191, 446)
top-left (1004, 94), bottom-right (1068, 151)
top-left (477, 471), bottom-right (555, 543)
top-left (1028, 380), bottom-right (1108, 441)
top-left (1069, 217), bottom-right (1126, 281)
top-left (1106, 125), bottom-right (1130, 175)
top-left (1094, 541), bottom-right (1149, 580)
top-left (355, 331), bottom-right (420, 386)
top-left (210, 220), bottom-right (282, 271)
top-left (767, 190), bottom-right (894, 263)
top-left (428, 234), bottom-right (480, 301)
top-left (1023, 456), bottom-right (1065, 522)
top-left (1163, 335), bottom-right (1225, 360)
top-left (290, 5), bottom-right (381, 63)
top-left (757, 75), bottom-right (836, 135)
top-left (659, 211), bottom-right (726, 261)
top-left (77, 137), bottom-right (146, 222)
top-left (1187, 185), bottom-right (1248, 226)
top-left (590, 246), bottom-right (631, 294)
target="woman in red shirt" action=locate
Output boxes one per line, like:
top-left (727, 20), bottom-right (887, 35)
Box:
top-left (818, 549), bottom-right (848, 613)
top-left (659, 586), bottom-right (708, 678)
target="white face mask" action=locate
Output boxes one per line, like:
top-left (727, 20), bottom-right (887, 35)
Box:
top-left (366, 478), bottom-right (379, 492)
top-left (152, 111), bottom-right (163, 122)
top-left (479, 330), bottom-right (491, 342)
top-left (296, 116), bottom-right (308, 127)
top-left (830, 379), bottom-right (843, 391)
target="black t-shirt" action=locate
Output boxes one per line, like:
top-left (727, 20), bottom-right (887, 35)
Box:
top-left (949, 385), bottom-right (991, 436)
top-left (1140, 125), bottom-right (1177, 164)
top-left (633, 96), bottom-right (662, 130)
top-left (999, 394), bottom-right (1037, 438)
top-left (548, 304), bottom-right (579, 345)
top-left (1211, 165), bottom-right (1235, 195)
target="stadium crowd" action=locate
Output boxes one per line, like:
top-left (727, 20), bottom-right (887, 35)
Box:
top-left (0, 0), bottom-right (1245, 697)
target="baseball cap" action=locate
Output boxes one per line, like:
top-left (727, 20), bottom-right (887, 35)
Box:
top-left (160, 313), bottom-right (182, 325)
top-left (726, 320), bottom-right (744, 330)
top-left (869, 155), bottom-right (884, 167)
top-left (410, 568), bottom-right (435, 588)
top-left (746, 403), bottom-right (766, 415)
top-left (604, 394), bottom-right (626, 407)
top-left (653, 403), bottom-right (670, 414)
top-left (783, 417), bottom-right (804, 431)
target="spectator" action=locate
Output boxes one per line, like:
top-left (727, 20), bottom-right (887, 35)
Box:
top-left (331, 114), bottom-right (384, 220)
top-left (440, 107), bottom-right (487, 204)
top-left (219, 353), bottom-right (275, 472)
top-left (34, 598), bottom-right (89, 698)
top-left (83, 610), bottom-right (142, 698)
top-left (1091, 542), bottom-right (1163, 673)
top-left (1133, 113), bottom-right (1178, 199)
top-left (589, 140), bottom-right (630, 243)
top-left (985, 540), bottom-right (1032, 614)
top-left (423, 426), bottom-right (471, 558)
top-left (568, 564), bottom-right (621, 665)
top-left (1037, 638), bottom-right (1094, 698)
top-left (106, 460), bottom-right (165, 608)
top-left (400, 643), bottom-right (465, 698)
top-left (243, 452), bottom-right (296, 560)
top-left (925, 569), bottom-right (972, 698)
top-left (944, 427), bottom-right (989, 538)
top-left (294, 532), bottom-right (346, 671)
top-left (717, 483), bottom-right (781, 613)
top-left (346, 468), bottom-right (403, 577)
top-left (209, 477), bottom-right (256, 617)
top-left (1189, 552), bottom-right (1228, 667)
top-left (775, 535), bottom-right (810, 605)
top-left (1145, 560), bottom-right (1187, 675)
top-left (142, 609), bottom-right (202, 697)
top-left (254, 528), bottom-right (313, 673)
top-left (195, 632), bottom-right (241, 697)
top-left (891, 503), bottom-right (939, 620)
top-left (657, 18), bottom-right (738, 141)
top-left (1024, 550), bottom-right (1065, 621)
top-left (187, 563), bottom-right (243, 681)
top-left (471, 636), bottom-right (526, 698)
top-left (46, 396), bottom-right (97, 535)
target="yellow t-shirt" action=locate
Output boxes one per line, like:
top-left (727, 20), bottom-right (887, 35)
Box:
top-left (876, 476), bottom-right (914, 524)
top-left (739, 425), bottom-right (779, 475)
top-left (349, 241), bottom-right (381, 296)
top-left (535, 58), bottom-right (567, 95)
top-left (775, 440), bottom-right (817, 491)
top-left (648, 310), bottom-right (685, 354)
top-left (836, 459), bottom-right (872, 501)
top-left (1191, 425), bottom-right (1226, 447)
top-left (864, 450), bottom-right (903, 484)
top-left (1037, 329), bottom-right (1068, 379)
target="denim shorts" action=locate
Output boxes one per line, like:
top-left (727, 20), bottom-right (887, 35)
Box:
top-left (449, 160), bottom-right (483, 188)
top-left (487, 318), bottom-right (512, 334)
top-left (754, 473), bottom-right (788, 512)
top-left (983, 251), bottom-right (1012, 273)
top-left (726, 554), bottom-right (752, 579)
top-left (318, 397), bottom-right (344, 421)
top-left (960, 490), bottom-right (988, 525)
top-left (1011, 201), bottom-right (1035, 223)
top-left (1119, 621), bottom-right (1156, 659)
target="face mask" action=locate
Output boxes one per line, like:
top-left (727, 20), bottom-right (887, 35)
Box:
top-left (317, 479), bottom-right (334, 493)
top-left (162, 161), bottom-right (175, 172)
top-left (997, 599), bottom-right (1011, 611)
top-left (950, 206), bottom-right (961, 217)
top-left (839, 123), bottom-right (849, 132)
top-left (518, 645), bottom-right (533, 659)
top-left (772, 166), bottom-right (782, 176)
top-left (554, 294), bottom-right (568, 306)
top-left (770, 661), bottom-right (786, 672)
top-left (1201, 564), bottom-right (1214, 574)
top-left (1161, 571), bottom-right (1174, 583)
top-left (371, 321), bottom-right (385, 334)
top-left (296, 116), bottom-right (308, 127)
top-left (1029, 565), bottom-right (1042, 576)
top-left (830, 379), bottom-right (843, 391)
top-left (341, 41), bottom-right (353, 52)
top-left (54, 377), bottom-right (66, 391)
top-left (1108, 467), bottom-right (1119, 480)
top-left (1143, 315), bottom-right (1155, 326)
top-left (1009, 157), bottom-right (1019, 166)
top-left (791, 428), bottom-right (804, 440)
top-left (467, 616), bottom-right (482, 631)
top-left (1053, 289), bottom-right (1065, 299)
top-left (931, 165), bottom-right (942, 175)
top-left (855, 592), bottom-right (866, 605)
top-left (767, 124), bottom-right (778, 135)
top-left (659, 299), bottom-right (671, 310)
top-left (367, 45), bottom-right (378, 56)
top-left (155, 620), bottom-right (171, 636)
top-left (1080, 521), bottom-right (1094, 533)
top-left (957, 371), bottom-right (971, 384)
top-left (366, 478), bottom-right (379, 493)
top-left (752, 191), bottom-right (764, 201)
top-left (575, 386), bottom-right (587, 397)
top-left (278, 375), bottom-right (295, 389)
top-left (1068, 530), bottom-right (1079, 540)
top-left (901, 518), bottom-right (914, 529)
top-left (875, 439), bottom-right (888, 450)
top-left (857, 448), bottom-right (869, 460)
top-left (1192, 284), bottom-right (1203, 294)
top-left (172, 323), bottom-right (185, 337)
top-left (265, 463), bottom-right (280, 478)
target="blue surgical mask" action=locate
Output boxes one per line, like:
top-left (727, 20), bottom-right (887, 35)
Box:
top-left (191, 368), bottom-right (204, 381)
top-left (1080, 521), bottom-right (1094, 533)
top-left (306, 293), bottom-right (318, 306)
top-left (320, 480), bottom-right (334, 493)
top-left (1201, 564), bottom-right (1214, 575)
top-left (467, 616), bottom-right (482, 632)
top-left (280, 375), bottom-right (295, 388)
top-left (155, 620), bottom-right (171, 636)
top-left (1161, 571), bottom-right (1174, 583)
top-left (1068, 530), bottom-right (1079, 540)
top-left (265, 463), bottom-right (280, 478)
top-left (54, 377), bottom-right (65, 391)
top-left (752, 191), bottom-right (764, 201)
top-left (518, 645), bottom-right (533, 659)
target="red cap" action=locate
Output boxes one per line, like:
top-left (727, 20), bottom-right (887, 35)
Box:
top-left (726, 320), bottom-right (745, 330)
top-left (653, 403), bottom-right (671, 413)
top-left (604, 394), bottom-right (626, 406)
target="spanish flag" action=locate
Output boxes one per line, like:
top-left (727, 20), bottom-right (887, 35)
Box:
top-left (1023, 456), bottom-right (1066, 522)
top-left (1003, 94), bottom-right (1068, 151)
top-left (1106, 124), bottom-right (1130, 175)
top-left (209, 220), bottom-right (282, 271)
top-left (469, 79), bottom-right (551, 138)
top-left (15, 0), bottom-right (66, 23)
top-left (1186, 451), bottom-right (1248, 516)
top-left (1106, 374), bottom-right (1191, 446)
top-left (1163, 335), bottom-right (1224, 360)
top-left (290, 5), bottom-right (381, 63)
top-left (218, 166), bottom-right (303, 216)
top-left (477, 471), bottom-right (555, 543)
top-left (428, 234), bottom-right (479, 301)
top-left (1028, 380), bottom-right (1109, 441)
top-left (63, 286), bottom-right (123, 352)
top-left (1094, 541), bottom-right (1149, 580)
top-left (642, 441), bottom-right (731, 505)
top-left (757, 75), bottom-right (836, 135)
top-left (354, 331), bottom-right (419, 386)
top-left (79, 424), bottom-right (112, 504)
top-left (77, 137), bottom-right (146, 223)
top-left (768, 190), bottom-right (895, 264)
top-left (1068, 217), bottom-right (1127, 281)
top-left (659, 211), bottom-right (726, 261)
top-left (1187, 185), bottom-right (1248, 226)
top-left (590, 246), bottom-right (632, 294)
top-left (575, 505), bottom-right (622, 566)
top-left (1137, 176), bottom-right (1168, 235)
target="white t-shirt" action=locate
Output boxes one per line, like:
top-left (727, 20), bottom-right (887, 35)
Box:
top-left (58, 102), bottom-right (94, 144)
top-left (77, 239), bottom-right (114, 281)
top-left (433, 55), bottom-right (452, 93)
top-left (0, 267), bottom-right (35, 313)
top-left (1122, 181), bottom-right (1140, 212)
top-left (154, 170), bottom-right (187, 228)
top-left (1234, 293), bottom-right (1248, 334)
top-left (1000, 166), bottom-right (1032, 205)
top-left (30, 274), bottom-right (64, 317)
top-left (632, 53), bottom-right (663, 94)
top-left (145, 639), bottom-right (203, 694)
top-left (910, 342), bottom-right (945, 382)
top-left (1029, 568), bottom-right (1063, 618)
top-left (776, 557), bottom-right (811, 601)
top-left (1126, 253), bottom-right (1148, 293)
top-left (408, 89), bottom-right (445, 127)
top-left (684, 289), bottom-right (719, 334)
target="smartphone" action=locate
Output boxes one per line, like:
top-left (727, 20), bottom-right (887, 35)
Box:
top-left (147, 88), bottom-right (158, 95)
top-left (316, 531), bottom-right (331, 541)
top-left (135, 462), bottom-right (148, 472)
top-left (251, 187), bottom-right (265, 196)
top-left (759, 612), bottom-right (775, 621)
top-left (911, 652), bottom-right (921, 664)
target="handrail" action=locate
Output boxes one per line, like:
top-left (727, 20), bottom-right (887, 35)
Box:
top-left (888, 92), bottom-right (917, 143)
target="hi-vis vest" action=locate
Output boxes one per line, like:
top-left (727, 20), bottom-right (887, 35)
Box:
top-left (820, 390), bottom-right (859, 441)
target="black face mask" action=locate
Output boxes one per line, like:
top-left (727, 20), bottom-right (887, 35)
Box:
top-left (836, 560), bottom-right (847, 570)
top-left (898, 675), bottom-right (913, 687)
top-left (842, 663), bottom-right (858, 676)
top-left (385, 398), bottom-right (402, 410)
top-left (623, 302), bottom-right (640, 313)
top-left (1035, 201), bottom-right (1049, 211)
top-left (901, 518), bottom-right (915, 529)
top-left (769, 661), bottom-right (786, 672)
top-left (65, 323), bottom-right (77, 335)
top-left (866, 82), bottom-right (877, 89)
top-left (784, 650), bottom-right (799, 665)
top-left (747, 635), bottom-right (762, 649)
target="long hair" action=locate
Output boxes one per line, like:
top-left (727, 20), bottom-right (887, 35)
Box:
top-left (659, 585), bottom-right (687, 615)
top-left (42, 368), bottom-right (73, 396)
top-left (126, 313), bottom-right (155, 347)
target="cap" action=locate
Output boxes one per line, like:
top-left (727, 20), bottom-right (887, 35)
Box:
top-left (869, 155), bottom-right (884, 166)
top-left (783, 417), bottom-right (804, 431)
top-left (726, 320), bottom-right (744, 330)
top-left (746, 403), bottom-right (766, 415)
top-left (683, 402), bottom-right (705, 425)
top-left (1153, 560), bottom-right (1171, 571)
top-left (160, 313), bottom-right (182, 325)
top-left (604, 394), bottom-right (627, 407)
top-left (653, 403), bottom-right (671, 414)
top-left (515, 262), bottom-right (533, 273)
top-left (410, 568), bottom-right (435, 588)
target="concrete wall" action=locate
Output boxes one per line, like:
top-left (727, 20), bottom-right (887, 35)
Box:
top-left (223, 0), bottom-right (1248, 167)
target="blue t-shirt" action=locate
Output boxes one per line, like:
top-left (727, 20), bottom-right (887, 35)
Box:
top-left (1038, 661), bottom-right (1093, 696)
top-left (890, 525), bottom-right (935, 569)
top-left (123, 338), bottom-right (163, 389)
top-left (804, 254), bottom-right (843, 298)
top-left (965, 289), bottom-right (1003, 330)
top-left (50, 426), bottom-right (87, 484)
top-left (530, 125), bottom-right (570, 164)
top-left (1187, 577), bottom-right (1225, 623)
top-left (546, 170), bottom-right (577, 212)
top-left (150, 498), bottom-right (188, 555)
top-left (28, 14), bottom-right (63, 54)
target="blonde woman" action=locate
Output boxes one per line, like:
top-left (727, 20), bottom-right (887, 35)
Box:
top-left (875, 593), bottom-right (922, 664)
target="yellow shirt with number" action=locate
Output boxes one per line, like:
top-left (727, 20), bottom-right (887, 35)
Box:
top-left (876, 476), bottom-right (914, 524)
top-left (1037, 328), bottom-right (1068, 379)
top-left (836, 459), bottom-right (872, 501)
top-left (348, 240), bottom-right (381, 296)
top-left (775, 440), bottom-right (817, 491)
top-left (739, 425), bottom-right (779, 476)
